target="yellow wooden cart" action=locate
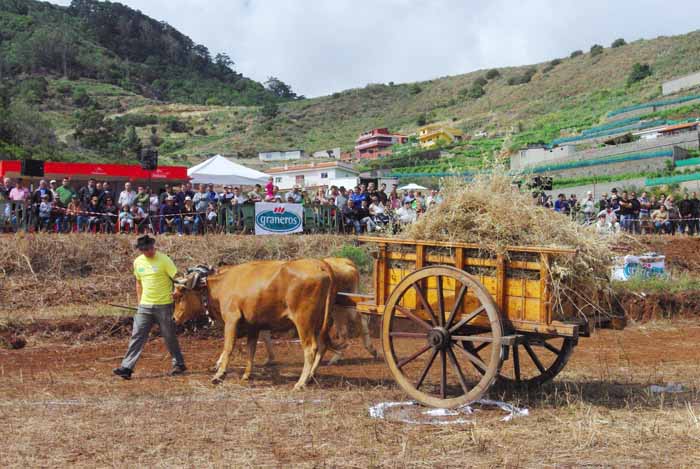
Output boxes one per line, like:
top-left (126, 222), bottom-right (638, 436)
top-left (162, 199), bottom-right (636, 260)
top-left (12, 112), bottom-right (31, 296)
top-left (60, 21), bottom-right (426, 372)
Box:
top-left (340, 236), bottom-right (589, 409)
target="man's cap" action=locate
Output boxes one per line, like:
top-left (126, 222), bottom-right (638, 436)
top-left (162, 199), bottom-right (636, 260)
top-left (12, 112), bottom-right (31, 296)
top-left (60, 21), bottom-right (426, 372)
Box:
top-left (611, 188), bottom-right (618, 193)
top-left (185, 196), bottom-right (192, 201)
top-left (41, 194), bottom-right (49, 198)
top-left (49, 179), bottom-right (57, 184)
top-left (135, 235), bottom-right (155, 250)
top-left (71, 194), bottom-right (78, 199)
top-left (167, 195), bottom-right (175, 201)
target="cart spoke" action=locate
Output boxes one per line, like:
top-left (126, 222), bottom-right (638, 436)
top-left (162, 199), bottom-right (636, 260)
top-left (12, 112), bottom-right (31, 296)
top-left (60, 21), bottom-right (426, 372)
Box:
top-left (389, 331), bottom-right (428, 339)
top-left (436, 276), bottom-right (445, 326)
top-left (397, 344), bottom-right (432, 369)
top-left (445, 284), bottom-right (467, 329)
top-left (513, 344), bottom-right (521, 382)
top-left (453, 341), bottom-right (488, 372)
top-left (440, 349), bottom-right (447, 399)
top-left (395, 305), bottom-right (432, 332)
top-left (447, 346), bottom-right (470, 395)
top-left (449, 305), bottom-right (486, 333)
top-left (542, 340), bottom-right (562, 355)
top-left (523, 341), bottom-right (546, 374)
top-left (415, 348), bottom-right (439, 391)
top-left (412, 283), bottom-right (439, 326)
top-left (473, 342), bottom-right (489, 354)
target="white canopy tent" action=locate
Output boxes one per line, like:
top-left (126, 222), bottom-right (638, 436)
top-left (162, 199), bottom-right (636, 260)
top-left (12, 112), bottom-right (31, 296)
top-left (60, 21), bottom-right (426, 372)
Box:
top-left (187, 155), bottom-right (269, 186)
top-left (398, 183), bottom-right (428, 191)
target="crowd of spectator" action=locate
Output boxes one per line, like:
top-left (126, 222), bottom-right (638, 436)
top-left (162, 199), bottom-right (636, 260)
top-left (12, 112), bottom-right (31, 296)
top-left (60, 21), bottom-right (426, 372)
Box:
top-left (536, 187), bottom-right (700, 235)
top-left (5, 176), bottom-right (697, 237)
top-left (0, 176), bottom-right (443, 235)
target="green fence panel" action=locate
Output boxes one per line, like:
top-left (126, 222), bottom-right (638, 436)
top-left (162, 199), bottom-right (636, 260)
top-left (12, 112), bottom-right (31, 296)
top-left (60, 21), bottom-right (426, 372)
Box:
top-left (581, 116), bottom-right (642, 136)
top-left (529, 150), bottom-right (673, 174)
top-left (608, 94), bottom-right (700, 117)
top-left (646, 172), bottom-right (700, 186)
top-left (551, 119), bottom-right (667, 146)
top-left (675, 157), bottom-right (700, 167)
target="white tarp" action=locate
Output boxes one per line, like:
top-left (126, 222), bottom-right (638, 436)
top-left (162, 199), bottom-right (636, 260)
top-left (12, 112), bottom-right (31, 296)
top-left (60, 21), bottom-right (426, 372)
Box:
top-left (254, 202), bottom-right (304, 235)
top-left (188, 155), bottom-right (269, 186)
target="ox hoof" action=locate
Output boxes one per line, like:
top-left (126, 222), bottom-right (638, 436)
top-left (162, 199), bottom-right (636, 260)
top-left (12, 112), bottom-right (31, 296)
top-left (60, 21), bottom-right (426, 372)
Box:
top-left (211, 375), bottom-right (225, 385)
top-left (241, 373), bottom-right (251, 381)
top-left (326, 355), bottom-right (341, 366)
top-left (292, 384), bottom-right (306, 391)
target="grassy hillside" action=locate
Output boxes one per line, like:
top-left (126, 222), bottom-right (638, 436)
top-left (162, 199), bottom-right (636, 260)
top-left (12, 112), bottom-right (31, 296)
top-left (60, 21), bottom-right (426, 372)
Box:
top-left (136, 29), bottom-right (700, 164)
top-left (2, 0), bottom-right (700, 169)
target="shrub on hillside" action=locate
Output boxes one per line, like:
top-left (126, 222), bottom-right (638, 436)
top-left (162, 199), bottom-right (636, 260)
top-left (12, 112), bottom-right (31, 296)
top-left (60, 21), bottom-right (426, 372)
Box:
top-left (117, 114), bottom-right (159, 127)
top-left (16, 77), bottom-right (49, 104)
top-left (473, 76), bottom-right (488, 87)
top-left (409, 83), bottom-right (422, 95)
top-left (611, 38), bottom-right (626, 48)
top-left (570, 50), bottom-right (583, 58)
top-left (72, 87), bottom-right (93, 108)
top-left (464, 83), bottom-right (485, 99)
top-left (164, 118), bottom-right (190, 133)
top-left (627, 63), bottom-right (652, 85)
top-left (260, 102), bottom-right (279, 119)
top-left (590, 44), bottom-right (604, 56)
top-left (486, 69), bottom-right (500, 80)
top-left (416, 113), bottom-right (428, 126)
top-left (507, 67), bottom-right (537, 86)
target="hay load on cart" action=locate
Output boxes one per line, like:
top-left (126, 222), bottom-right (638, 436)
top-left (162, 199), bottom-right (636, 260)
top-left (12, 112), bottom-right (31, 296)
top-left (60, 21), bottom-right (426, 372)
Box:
top-left (343, 171), bottom-right (619, 408)
top-left (401, 171), bottom-right (616, 324)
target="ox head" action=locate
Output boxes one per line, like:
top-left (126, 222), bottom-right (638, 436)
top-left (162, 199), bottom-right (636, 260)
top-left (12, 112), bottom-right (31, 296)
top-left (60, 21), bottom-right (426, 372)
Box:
top-left (172, 265), bottom-right (214, 325)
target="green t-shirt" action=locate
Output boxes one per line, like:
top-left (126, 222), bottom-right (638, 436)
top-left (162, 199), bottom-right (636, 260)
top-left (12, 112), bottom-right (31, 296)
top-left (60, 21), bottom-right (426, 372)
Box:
top-left (133, 252), bottom-right (178, 305)
top-left (55, 186), bottom-right (76, 206)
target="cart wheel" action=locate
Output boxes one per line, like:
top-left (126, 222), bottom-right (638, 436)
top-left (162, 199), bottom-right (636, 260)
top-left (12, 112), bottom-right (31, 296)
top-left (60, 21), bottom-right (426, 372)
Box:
top-left (382, 266), bottom-right (504, 408)
top-left (464, 335), bottom-right (575, 387)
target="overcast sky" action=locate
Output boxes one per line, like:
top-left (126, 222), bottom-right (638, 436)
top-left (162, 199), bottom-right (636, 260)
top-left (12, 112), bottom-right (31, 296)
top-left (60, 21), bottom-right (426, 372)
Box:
top-left (53, 0), bottom-right (700, 97)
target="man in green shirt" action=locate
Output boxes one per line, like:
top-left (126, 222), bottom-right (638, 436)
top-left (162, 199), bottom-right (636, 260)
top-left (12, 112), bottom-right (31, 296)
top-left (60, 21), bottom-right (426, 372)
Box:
top-left (55, 178), bottom-right (76, 207)
top-left (113, 235), bottom-right (186, 379)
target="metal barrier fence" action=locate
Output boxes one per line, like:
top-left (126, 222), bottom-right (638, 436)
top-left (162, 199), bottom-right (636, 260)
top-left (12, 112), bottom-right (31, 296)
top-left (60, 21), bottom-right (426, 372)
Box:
top-left (0, 200), bottom-right (31, 232)
top-left (0, 201), bottom-right (347, 235)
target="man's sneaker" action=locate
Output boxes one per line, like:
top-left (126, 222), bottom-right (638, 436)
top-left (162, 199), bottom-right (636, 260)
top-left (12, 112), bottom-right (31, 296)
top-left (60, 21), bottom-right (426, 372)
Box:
top-left (113, 367), bottom-right (132, 380)
top-left (169, 364), bottom-right (187, 376)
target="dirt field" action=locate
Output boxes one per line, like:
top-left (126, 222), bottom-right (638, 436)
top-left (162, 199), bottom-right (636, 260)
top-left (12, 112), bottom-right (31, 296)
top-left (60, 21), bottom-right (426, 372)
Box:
top-left (2, 321), bottom-right (700, 468)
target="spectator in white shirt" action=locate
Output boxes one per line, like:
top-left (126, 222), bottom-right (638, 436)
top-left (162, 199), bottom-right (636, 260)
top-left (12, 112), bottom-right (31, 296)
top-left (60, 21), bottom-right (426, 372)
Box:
top-left (396, 200), bottom-right (417, 224)
top-left (581, 191), bottom-right (596, 224)
top-left (118, 182), bottom-right (137, 207)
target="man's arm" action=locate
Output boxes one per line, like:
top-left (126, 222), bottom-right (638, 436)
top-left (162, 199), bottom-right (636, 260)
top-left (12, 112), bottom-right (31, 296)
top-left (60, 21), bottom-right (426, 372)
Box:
top-left (136, 279), bottom-right (142, 305)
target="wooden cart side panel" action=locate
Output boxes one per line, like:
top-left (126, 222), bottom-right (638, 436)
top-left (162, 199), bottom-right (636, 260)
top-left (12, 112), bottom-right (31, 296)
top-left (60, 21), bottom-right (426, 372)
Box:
top-left (371, 239), bottom-right (563, 331)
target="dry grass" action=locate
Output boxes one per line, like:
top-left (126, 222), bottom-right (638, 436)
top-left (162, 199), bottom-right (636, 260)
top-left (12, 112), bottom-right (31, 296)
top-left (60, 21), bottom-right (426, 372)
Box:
top-left (1, 325), bottom-right (699, 467)
top-left (400, 170), bottom-right (625, 321)
top-left (0, 233), bottom-right (363, 313)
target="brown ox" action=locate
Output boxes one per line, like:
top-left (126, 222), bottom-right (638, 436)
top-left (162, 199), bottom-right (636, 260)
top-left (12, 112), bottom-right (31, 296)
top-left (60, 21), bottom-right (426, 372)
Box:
top-left (173, 259), bottom-right (337, 389)
top-left (259, 257), bottom-right (378, 365)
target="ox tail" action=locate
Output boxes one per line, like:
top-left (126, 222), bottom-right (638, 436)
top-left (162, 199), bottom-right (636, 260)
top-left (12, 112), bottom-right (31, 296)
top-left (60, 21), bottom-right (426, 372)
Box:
top-left (319, 259), bottom-right (347, 354)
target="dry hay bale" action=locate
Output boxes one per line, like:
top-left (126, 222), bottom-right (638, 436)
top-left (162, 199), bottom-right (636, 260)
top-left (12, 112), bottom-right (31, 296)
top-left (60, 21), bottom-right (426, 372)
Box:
top-left (400, 170), bottom-right (620, 321)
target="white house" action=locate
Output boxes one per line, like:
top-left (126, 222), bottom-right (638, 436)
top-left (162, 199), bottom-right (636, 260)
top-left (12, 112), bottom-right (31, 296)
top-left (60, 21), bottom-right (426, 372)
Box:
top-left (311, 148), bottom-right (341, 159)
top-left (267, 162), bottom-right (360, 190)
top-left (258, 149), bottom-right (304, 162)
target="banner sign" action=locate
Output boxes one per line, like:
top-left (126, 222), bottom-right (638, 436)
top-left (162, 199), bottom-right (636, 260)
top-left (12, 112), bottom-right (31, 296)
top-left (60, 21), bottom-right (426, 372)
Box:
top-left (254, 202), bottom-right (303, 235)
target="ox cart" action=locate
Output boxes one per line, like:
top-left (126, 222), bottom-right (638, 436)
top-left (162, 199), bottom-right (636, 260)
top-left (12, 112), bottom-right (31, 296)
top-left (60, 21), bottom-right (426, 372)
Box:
top-left (339, 236), bottom-right (591, 409)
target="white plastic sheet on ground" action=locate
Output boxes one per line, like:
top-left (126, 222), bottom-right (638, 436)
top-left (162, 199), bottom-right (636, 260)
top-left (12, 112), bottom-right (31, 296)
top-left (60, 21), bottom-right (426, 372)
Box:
top-left (648, 383), bottom-right (685, 393)
top-left (368, 399), bottom-right (528, 425)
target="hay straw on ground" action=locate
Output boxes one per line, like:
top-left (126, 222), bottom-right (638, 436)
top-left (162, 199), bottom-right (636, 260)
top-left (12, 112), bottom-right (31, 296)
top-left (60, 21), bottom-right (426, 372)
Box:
top-left (400, 169), bottom-right (620, 320)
